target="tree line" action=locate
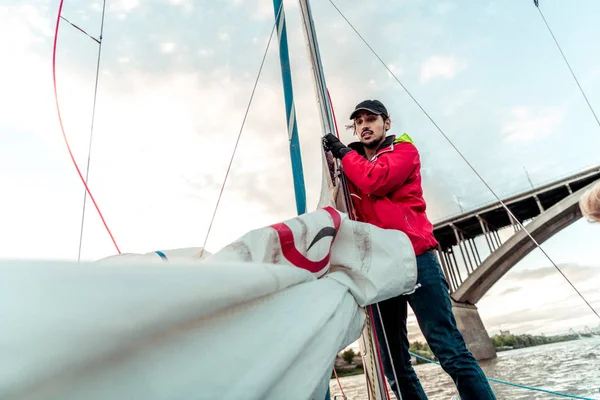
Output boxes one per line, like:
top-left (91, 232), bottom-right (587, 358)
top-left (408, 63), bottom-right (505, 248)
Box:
top-left (490, 331), bottom-right (597, 350)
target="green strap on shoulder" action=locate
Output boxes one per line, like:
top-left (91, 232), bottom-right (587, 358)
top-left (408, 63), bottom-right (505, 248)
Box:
top-left (393, 133), bottom-right (414, 144)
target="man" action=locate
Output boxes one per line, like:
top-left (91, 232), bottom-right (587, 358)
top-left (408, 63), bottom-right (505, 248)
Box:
top-left (323, 99), bottom-right (496, 400)
top-left (579, 181), bottom-right (600, 222)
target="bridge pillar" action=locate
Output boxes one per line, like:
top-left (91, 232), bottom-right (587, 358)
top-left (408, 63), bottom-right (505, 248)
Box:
top-left (451, 300), bottom-right (497, 360)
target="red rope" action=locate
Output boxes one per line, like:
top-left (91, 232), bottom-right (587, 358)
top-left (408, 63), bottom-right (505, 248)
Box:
top-left (368, 305), bottom-right (392, 400)
top-left (52, 0), bottom-right (121, 254)
top-left (332, 367), bottom-right (347, 399)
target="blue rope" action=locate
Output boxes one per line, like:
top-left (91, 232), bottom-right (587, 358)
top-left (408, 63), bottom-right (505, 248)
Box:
top-left (408, 351), bottom-right (594, 400)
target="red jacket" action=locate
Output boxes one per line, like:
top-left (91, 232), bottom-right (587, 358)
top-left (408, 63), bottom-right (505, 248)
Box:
top-left (341, 134), bottom-right (438, 256)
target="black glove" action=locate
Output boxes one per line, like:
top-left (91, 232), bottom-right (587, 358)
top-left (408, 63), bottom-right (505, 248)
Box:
top-left (323, 133), bottom-right (351, 159)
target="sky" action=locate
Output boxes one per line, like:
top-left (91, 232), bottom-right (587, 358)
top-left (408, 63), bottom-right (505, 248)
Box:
top-left (1, 0), bottom-right (600, 341)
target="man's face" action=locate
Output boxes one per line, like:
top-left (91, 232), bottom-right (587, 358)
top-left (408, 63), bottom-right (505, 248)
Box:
top-left (354, 111), bottom-right (390, 149)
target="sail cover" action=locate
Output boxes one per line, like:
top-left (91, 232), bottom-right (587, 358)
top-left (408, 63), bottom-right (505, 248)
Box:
top-left (0, 207), bottom-right (416, 400)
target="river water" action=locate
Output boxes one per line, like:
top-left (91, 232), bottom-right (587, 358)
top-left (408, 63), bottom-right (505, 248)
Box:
top-left (329, 336), bottom-right (600, 400)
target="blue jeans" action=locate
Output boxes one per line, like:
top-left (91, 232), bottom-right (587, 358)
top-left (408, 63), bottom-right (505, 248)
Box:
top-left (371, 251), bottom-right (496, 400)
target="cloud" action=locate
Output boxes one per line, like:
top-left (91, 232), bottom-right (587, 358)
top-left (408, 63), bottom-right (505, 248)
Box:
top-left (110, 0), bottom-right (139, 13)
top-left (481, 296), bottom-right (600, 337)
top-left (442, 89), bottom-right (477, 116)
top-left (478, 263), bottom-right (600, 335)
top-left (169, 0), bottom-right (194, 12)
top-left (420, 56), bottom-right (467, 84)
top-left (198, 48), bottom-right (215, 57)
top-left (435, 3), bottom-right (456, 15)
top-left (501, 106), bottom-right (565, 143)
top-left (159, 42), bottom-right (176, 53)
top-left (499, 263), bottom-right (597, 283)
top-left (498, 286), bottom-right (521, 296)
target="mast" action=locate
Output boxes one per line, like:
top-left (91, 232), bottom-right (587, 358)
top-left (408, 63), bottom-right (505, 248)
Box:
top-left (296, 0), bottom-right (352, 213)
top-left (296, 1), bottom-right (389, 399)
top-left (272, 0), bottom-right (307, 216)
top-left (296, 2), bottom-right (336, 142)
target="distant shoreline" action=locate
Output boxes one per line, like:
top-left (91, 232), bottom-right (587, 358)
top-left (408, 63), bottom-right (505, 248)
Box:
top-left (490, 331), bottom-right (597, 352)
top-left (331, 332), bottom-right (599, 379)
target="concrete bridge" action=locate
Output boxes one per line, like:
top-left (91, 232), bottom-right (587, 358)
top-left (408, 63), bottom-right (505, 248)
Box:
top-left (432, 165), bottom-right (600, 360)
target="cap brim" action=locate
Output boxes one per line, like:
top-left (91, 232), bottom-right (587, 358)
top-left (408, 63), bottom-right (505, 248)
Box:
top-left (349, 107), bottom-right (383, 120)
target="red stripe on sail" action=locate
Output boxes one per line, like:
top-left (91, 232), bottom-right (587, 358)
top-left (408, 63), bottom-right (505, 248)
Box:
top-left (270, 206), bottom-right (341, 273)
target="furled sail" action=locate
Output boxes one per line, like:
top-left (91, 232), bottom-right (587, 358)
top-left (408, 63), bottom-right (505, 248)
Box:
top-left (0, 207), bottom-right (416, 400)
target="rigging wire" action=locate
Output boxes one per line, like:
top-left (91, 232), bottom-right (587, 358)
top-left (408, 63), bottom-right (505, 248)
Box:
top-left (326, 0), bottom-right (600, 321)
top-left (534, 1), bottom-right (600, 131)
top-left (59, 16), bottom-right (101, 44)
top-left (198, 2), bottom-right (283, 258)
top-left (53, 0), bottom-right (121, 256)
top-left (77, 0), bottom-right (108, 262)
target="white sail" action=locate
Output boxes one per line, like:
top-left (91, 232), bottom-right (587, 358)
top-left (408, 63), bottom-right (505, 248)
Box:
top-left (0, 207), bottom-right (416, 400)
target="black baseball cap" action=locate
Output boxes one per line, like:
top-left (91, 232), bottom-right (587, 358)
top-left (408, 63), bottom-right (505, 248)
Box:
top-left (349, 99), bottom-right (388, 120)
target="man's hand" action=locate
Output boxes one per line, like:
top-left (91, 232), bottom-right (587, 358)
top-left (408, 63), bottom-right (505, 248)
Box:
top-left (323, 133), bottom-right (351, 159)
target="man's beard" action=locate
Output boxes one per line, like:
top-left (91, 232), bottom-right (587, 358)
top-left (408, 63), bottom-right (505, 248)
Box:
top-left (363, 136), bottom-right (384, 149)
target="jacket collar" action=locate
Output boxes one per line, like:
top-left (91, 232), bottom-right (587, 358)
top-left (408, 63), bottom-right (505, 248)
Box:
top-left (348, 134), bottom-right (396, 160)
